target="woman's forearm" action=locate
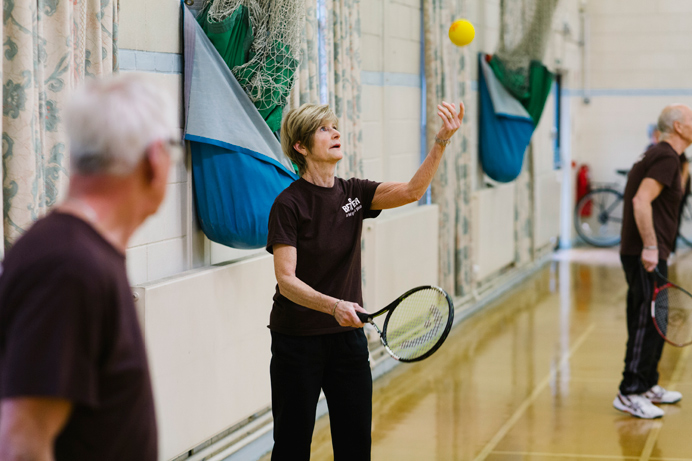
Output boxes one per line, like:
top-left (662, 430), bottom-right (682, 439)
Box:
top-left (407, 141), bottom-right (446, 200)
top-left (370, 142), bottom-right (446, 209)
top-left (277, 274), bottom-right (338, 315)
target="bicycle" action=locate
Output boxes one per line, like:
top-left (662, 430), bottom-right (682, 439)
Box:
top-left (574, 169), bottom-right (692, 248)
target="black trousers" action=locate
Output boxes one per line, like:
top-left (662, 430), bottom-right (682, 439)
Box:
top-left (270, 329), bottom-right (372, 461)
top-left (619, 255), bottom-right (666, 395)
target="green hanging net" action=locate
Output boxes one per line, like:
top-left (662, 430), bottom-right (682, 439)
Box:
top-left (199, 0), bottom-right (302, 132)
top-left (489, 0), bottom-right (558, 125)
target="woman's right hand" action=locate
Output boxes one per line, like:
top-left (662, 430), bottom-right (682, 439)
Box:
top-left (334, 300), bottom-right (367, 328)
top-left (436, 101), bottom-right (464, 142)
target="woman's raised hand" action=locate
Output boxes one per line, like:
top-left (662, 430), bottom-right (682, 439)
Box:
top-left (436, 101), bottom-right (465, 141)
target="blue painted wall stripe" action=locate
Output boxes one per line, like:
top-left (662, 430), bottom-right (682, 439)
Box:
top-left (466, 82), bottom-right (692, 98)
top-left (361, 71), bottom-right (421, 88)
top-left (563, 88), bottom-right (692, 97)
top-left (119, 49), bottom-right (182, 74)
top-left (116, 52), bottom-right (692, 99)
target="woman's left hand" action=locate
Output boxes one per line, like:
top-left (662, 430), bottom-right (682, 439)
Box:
top-left (334, 300), bottom-right (367, 328)
top-left (436, 101), bottom-right (465, 142)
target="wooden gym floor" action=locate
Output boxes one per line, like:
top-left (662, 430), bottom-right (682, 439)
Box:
top-left (304, 249), bottom-right (692, 460)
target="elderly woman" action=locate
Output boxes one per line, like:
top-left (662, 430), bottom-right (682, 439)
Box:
top-left (266, 101), bottom-right (463, 460)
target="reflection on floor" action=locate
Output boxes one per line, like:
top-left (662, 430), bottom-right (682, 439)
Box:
top-left (304, 249), bottom-right (692, 460)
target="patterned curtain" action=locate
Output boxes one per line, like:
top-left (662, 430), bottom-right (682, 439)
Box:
top-left (514, 151), bottom-right (533, 265)
top-left (2, 0), bottom-right (118, 252)
top-left (326, 0), bottom-right (362, 179)
top-left (288, 0), bottom-right (362, 179)
top-left (288, 0), bottom-right (320, 109)
top-left (424, 0), bottom-right (472, 297)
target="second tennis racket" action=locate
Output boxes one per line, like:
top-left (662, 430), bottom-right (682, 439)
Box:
top-left (652, 269), bottom-right (692, 347)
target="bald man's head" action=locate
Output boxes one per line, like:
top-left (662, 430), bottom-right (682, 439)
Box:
top-left (658, 104), bottom-right (692, 136)
top-left (657, 104), bottom-right (692, 152)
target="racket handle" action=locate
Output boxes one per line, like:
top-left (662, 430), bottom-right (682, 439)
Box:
top-left (357, 312), bottom-right (371, 323)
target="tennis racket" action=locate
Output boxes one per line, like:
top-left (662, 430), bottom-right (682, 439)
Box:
top-left (357, 286), bottom-right (454, 362)
top-left (652, 269), bottom-right (692, 347)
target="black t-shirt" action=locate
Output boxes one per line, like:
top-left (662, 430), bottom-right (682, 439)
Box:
top-left (266, 177), bottom-right (381, 335)
top-left (621, 142), bottom-right (683, 259)
top-left (0, 212), bottom-right (157, 461)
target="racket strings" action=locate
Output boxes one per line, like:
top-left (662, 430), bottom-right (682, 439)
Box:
top-left (654, 286), bottom-right (692, 346)
top-left (384, 289), bottom-right (451, 360)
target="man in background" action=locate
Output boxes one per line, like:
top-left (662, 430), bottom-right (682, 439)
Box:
top-left (647, 121), bottom-right (691, 256)
top-left (0, 74), bottom-right (181, 460)
top-left (615, 104), bottom-right (692, 419)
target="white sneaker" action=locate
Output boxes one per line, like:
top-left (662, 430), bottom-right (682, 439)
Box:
top-left (613, 393), bottom-right (664, 419)
top-left (644, 385), bottom-right (682, 404)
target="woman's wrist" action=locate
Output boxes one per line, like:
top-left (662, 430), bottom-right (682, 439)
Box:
top-left (332, 299), bottom-right (342, 316)
top-left (434, 135), bottom-right (451, 147)
top-left (643, 245), bottom-right (658, 250)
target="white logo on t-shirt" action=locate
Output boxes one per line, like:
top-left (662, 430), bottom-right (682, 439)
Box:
top-left (342, 198), bottom-right (362, 217)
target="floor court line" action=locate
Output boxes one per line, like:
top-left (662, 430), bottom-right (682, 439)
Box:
top-left (489, 451), bottom-right (692, 461)
top-left (639, 421), bottom-right (664, 461)
top-left (490, 453), bottom-right (692, 461)
top-left (491, 451), bottom-right (639, 459)
top-left (472, 324), bottom-right (596, 461)
top-left (648, 458), bottom-right (692, 461)
top-left (638, 346), bottom-right (691, 461)
top-left (567, 377), bottom-right (628, 383)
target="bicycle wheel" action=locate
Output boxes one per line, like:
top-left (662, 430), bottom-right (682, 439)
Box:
top-left (574, 188), bottom-right (624, 247)
top-left (678, 193), bottom-right (692, 247)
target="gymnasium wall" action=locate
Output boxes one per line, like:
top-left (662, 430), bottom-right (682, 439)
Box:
top-left (361, 0), bottom-right (422, 187)
top-left (571, 0), bottom-right (692, 185)
top-left (119, 1), bottom-right (191, 285)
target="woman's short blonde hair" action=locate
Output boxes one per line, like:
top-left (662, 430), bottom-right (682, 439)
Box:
top-left (281, 104), bottom-right (338, 176)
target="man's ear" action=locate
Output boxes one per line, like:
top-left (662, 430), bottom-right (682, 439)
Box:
top-left (144, 141), bottom-right (168, 186)
top-left (674, 120), bottom-right (685, 137)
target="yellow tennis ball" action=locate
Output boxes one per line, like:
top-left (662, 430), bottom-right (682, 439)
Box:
top-left (449, 19), bottom-right (475, 47)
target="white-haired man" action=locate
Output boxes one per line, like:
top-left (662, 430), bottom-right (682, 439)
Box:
top-left (615, 104), bottom-right (692, 419)
top-left (0, 74), bottom-right (180, 460)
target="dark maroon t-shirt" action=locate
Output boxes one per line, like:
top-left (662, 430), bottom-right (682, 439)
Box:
top-left (621, 141), bottom-right (683, 259)
top-left (266, 177), bottom-right (381, 335)
top-left (0, 212), bottom-right (157, 461)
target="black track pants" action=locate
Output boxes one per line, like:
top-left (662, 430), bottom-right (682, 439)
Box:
top-left (619, 255), bottom-right (666, 395)
top-left (270, 329), bottom-right (372, 461)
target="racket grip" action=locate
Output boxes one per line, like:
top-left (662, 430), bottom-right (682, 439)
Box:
top-left (357, 312), bottom-right (371, 323)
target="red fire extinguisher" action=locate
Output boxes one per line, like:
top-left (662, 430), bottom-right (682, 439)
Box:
top-left (576, 164), bottom-right (592, 217)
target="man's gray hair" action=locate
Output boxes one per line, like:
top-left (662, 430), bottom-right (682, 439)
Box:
top-left (66, 74), bottom-right (179, 175)
top-left (657, 104), bottom-right (687, 136)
